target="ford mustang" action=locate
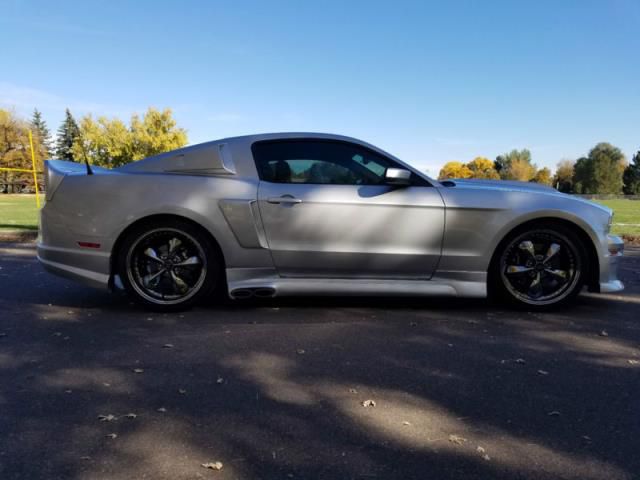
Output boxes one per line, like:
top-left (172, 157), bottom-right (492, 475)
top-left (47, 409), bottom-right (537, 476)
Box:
top-left (37, 133), bottom-right (624, 311)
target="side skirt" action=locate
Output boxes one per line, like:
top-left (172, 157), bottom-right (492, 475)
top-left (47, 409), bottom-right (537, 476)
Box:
top-left (226, 268), bottom-right (487, 299)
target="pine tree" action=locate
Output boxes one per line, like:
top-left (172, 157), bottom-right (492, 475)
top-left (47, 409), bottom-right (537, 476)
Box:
top-left (55, 108), bottom-right (80, 160)
top-left (30, 109), bottom-right (52, 157)
top-left (623, 151), bottom-right (640, 195)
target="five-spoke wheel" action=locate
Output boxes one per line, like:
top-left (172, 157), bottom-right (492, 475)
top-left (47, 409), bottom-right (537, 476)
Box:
top-left (117, 219), bottom-right (221, 310)
top-left (493, 224), bottom-right (587, 308)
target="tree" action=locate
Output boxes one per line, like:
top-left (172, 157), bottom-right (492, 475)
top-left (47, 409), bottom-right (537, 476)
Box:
top-left (30, 109), bottom-right (52, 158)
top-left (438, 161), bottom-right (472, 180)
top-left (466, 157), bottom-right (500, 179)
top-left (553, 159), bottom-right (575, 193)
top-left (56, 109), bottom-right (80, 161)
top-left (495, 149), bottom-right (536, 181)
top-left (72, 107), bottom-right (187, 168)
top-left (573, 142), bottom-right (626, 194)
top-left (623, 150), bottom-right (640, 195)
top-left (1, 109), bottom-right (41, 192)
top-left (531, 167), bottom-right (552, 185)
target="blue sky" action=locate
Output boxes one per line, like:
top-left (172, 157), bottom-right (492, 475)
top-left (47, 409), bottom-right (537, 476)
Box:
top-left (1, 0), bottom-right (638, 176)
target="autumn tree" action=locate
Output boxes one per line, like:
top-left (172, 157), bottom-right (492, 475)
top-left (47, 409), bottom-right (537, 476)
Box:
top-left (56, 109), bottom-right (80, 161)
top-left (573, 142), bottom-right (626, 194)
top-left (72, 107), bottom-right (187, 168)
top-left (0, 109), bottom-right (44, 191)
top-left (438, 161), bottom-right (472, 180)
top-left (531, 167), bottom-right (552, 185)
top-left (495, 149), bottom-right (536, 181)
top-left (466, 157), bottom-right (500, 179)
top-left (623, 150), bottom-right (640, 195)
top-left (553, 159), bottom-right (575, 193)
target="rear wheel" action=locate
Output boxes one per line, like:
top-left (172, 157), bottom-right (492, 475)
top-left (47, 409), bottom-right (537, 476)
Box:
top-left (117, 219), bottom-right (221, 311)
top-left (491, 224), bottom-right (587, 309)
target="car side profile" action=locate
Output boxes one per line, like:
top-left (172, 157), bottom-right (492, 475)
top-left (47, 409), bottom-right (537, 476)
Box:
top-left (37, 132), bottom-right (624, 311)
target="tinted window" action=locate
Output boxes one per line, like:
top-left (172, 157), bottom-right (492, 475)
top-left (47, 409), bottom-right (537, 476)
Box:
top-left (252, 140), bottom-right (428, 186)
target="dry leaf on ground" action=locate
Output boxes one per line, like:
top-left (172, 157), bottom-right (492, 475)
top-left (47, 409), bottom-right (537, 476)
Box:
top-left (202, 461), bottom-right (223, 470)
top-left (362, 399), bottom-right (376, 408)
top-left (448, 434), bottom-right (467, 445)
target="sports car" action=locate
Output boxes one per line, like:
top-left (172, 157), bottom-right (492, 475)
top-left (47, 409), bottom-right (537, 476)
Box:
top-left (37, 132), bottom-right (624, 311)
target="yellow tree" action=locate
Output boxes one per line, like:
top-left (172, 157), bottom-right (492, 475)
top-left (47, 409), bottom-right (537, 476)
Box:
top-left (438, 161), bottom-right (472, 179)
top-left (531, 167), bottom-right (552, 185)
top-left (72, 107), bottom-right (188, 168)
top-left (1, 109), bottom-right (46, 191)
top-left (466, 157), bottom-right (500, 179)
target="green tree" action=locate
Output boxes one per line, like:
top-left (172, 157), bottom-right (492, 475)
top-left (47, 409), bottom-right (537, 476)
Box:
top-left (623, 150), bottom-right (640, 195)
top-left (30, 109), bottom-right (52, 158)
top-left (552, 159), bottom-right (574, 193)
top-left (531, 167), bottom-right (552, 185)
top-left (495, 149), bottom-right (536, 181)
top-left (55, 109), bottom-right (80, 161)
top-left (438, 161), bottom-right (472, 180)
top-left (466, 157), bottom-right (500, 179)
top-left (72, 107), bottom-right (187, 168)
top-left (573, 142), bottom-right (626, 194)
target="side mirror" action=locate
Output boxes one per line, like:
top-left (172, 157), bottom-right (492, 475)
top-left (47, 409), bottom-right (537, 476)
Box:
top-left (385, 168), bottom-right (411, 186)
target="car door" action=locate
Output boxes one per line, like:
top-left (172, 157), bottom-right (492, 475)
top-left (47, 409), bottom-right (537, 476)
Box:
top-left (253, 139), bottom-right (445, 279)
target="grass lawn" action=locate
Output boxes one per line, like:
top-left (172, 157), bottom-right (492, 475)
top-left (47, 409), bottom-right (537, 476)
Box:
top-left (0, 194), bottom-right (638, 238)
top-left (0, 194), bottom-right (42, 232)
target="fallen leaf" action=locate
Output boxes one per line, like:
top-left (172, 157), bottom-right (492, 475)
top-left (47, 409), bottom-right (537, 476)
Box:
top-left (402, 421), bottom-right (411, 426)
top-left (482, 454), bottom-right (491, 461)
top-left (296, 349), bottom-right (306, 355)
top-left (53, 332), bottom-right (62, 337)
top-left (146, 317), bottom-right (153, 321)
top-left (179, 388), bottom-right (187, 394)
top-left (103, 383), bottom-right (111, 387)
top-left (599, 330), bottom-right (609, 337)
top-left (547, 410), bottom-right (561, 416)
top-left (132, 368), bottom-right (144, 374)
top-left (162, 343), bottom-right (174, 349)
top-left (64, 389), bottom-right (72, 394)
top-left (105, 433), bottom-right (117, 439)
top-left (202, 461), bottom-right (223, 470)
top-left (628, 359), bottom-right (639, 365)
top-left (98, 414), bottom-right (117, 422)
top-left (449, 434), bottom-right (467, 445)
top-left (216, 377), bottom-right (224, 384)
top-left (125, 413), bottom-right (137, 419)
top-left (537, 370), bottom-right (549, 375)
top-left (157, 407), bottom-right (167, 413)
top-left (582, 435), bottom-right (592, 441)
top-left (515, 358), bottom-right (526, 365)
top-left (476, 446), bottom-right (486, 454)
top-left (362, 399), bottom-right (376, 408)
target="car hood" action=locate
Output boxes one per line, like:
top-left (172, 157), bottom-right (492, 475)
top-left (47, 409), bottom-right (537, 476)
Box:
top-left (443, 178), bottom-right (559, 194)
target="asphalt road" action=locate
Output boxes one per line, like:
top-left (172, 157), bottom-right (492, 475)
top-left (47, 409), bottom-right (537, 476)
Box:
top-left (1, 242), bottom-right (639, 480)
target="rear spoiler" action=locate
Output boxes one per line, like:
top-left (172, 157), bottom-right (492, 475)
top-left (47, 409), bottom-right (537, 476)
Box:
top-left (44, 160), bottom-right (110, 201)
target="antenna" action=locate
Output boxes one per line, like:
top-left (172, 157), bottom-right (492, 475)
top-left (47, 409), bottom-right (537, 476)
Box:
top-left (78, 134), bottom-right (93, 175)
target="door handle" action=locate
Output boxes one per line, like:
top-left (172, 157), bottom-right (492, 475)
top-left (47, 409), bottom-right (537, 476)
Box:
top-left (267, 195), bottom-right (302, 205)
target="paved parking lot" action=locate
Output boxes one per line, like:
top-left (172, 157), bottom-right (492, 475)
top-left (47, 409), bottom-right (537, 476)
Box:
top-left (1, 242), bottom-right (639, 480)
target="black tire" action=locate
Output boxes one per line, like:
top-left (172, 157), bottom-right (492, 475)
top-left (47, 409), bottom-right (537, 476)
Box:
top-left (489, 222), bottom-right (588, 310)
top-left (117, 218), bottom-right (222, 311)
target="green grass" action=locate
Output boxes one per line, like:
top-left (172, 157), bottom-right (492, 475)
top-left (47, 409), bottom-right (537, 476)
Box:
top-left (595, 199), bottom-right (640, 236)
top-left (0, 194), bottom-right (638, 237)
top-left (0, 194), bottom-right (42, 231)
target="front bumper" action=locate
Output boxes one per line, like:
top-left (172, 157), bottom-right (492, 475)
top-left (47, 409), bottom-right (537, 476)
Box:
top-left (598, 234), bottom-right (624, 293)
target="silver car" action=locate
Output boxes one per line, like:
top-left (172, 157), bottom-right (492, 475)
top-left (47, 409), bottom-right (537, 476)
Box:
top-left (37, 132), bottom-right (624, 311)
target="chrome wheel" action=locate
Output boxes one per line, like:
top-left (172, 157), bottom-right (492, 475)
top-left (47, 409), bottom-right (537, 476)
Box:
top-left (126, 228), bottom-right (207, 305)
top-left (499, 230), bottom-right (581, 305)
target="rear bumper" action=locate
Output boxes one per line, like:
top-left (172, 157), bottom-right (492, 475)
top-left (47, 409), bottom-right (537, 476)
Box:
top-left (598, 234), bottom-right (624, 293)
top-left (37, 243), bottom-right (110, 290)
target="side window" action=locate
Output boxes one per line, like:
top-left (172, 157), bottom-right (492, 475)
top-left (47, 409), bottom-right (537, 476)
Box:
top-left (252, 140), bottom-right (426, 185)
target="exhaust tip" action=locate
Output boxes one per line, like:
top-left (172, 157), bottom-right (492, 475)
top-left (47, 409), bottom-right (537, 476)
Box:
top-left (253, 287), bottom-right (276, 298)
top-left (231, 288), bottom-right (254, 299)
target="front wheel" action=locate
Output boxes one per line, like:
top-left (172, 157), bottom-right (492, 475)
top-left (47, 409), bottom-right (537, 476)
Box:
top-left (491, 224), bottom-right (588, 309)
top-left (117, 219), bottom-right (221, 311)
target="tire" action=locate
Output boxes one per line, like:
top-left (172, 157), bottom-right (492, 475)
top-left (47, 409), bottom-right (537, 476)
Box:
top-left (489, 223), bottom-right (588, 310)
top-left (117, 219), bottom-right (222, 311)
